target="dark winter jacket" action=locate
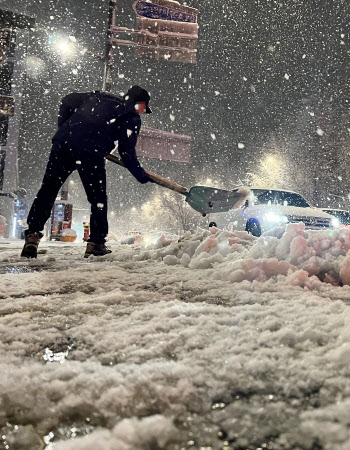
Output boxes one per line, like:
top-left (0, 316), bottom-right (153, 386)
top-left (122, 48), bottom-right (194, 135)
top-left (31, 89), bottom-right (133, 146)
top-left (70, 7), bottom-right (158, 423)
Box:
top-left (52, 87), bottom-right (151, 183)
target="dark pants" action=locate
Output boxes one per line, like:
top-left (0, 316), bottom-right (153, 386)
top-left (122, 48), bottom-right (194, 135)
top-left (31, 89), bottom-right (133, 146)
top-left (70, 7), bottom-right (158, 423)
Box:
top-left (27, 141), bottom-right (108, 243)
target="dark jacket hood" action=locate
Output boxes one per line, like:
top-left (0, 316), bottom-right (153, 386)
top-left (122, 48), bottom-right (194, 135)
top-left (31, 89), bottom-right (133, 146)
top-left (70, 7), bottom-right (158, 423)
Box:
top-left (124, 85), bottom-right (152, 113)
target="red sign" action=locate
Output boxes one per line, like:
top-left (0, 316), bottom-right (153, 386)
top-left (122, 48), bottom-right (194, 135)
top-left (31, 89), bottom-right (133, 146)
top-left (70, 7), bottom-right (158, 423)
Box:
top-left (137, 126), bottom-right (191, 162)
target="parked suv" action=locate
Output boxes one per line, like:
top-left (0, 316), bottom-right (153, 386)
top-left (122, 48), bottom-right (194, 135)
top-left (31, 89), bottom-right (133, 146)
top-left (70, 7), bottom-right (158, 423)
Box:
top-left (208, 188), bottom-right (334, 236)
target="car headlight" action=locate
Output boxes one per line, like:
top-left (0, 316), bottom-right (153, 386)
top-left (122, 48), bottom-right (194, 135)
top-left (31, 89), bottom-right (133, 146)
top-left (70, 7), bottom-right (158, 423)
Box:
top-left (264, 212), bottom-right (288, 223)
top-left (331, 217), bottom-right (340, 228)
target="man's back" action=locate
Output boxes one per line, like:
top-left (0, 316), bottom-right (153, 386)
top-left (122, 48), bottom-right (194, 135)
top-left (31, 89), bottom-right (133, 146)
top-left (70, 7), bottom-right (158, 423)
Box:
top-left (53, 91), bottom-right (140, 153)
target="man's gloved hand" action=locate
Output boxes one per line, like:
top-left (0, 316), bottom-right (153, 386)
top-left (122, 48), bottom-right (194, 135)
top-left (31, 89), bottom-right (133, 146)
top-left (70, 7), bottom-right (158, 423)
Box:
top-left (137, 174), bottom-right (150, 184)
top-left (128, 166), bottom-right (153, 184)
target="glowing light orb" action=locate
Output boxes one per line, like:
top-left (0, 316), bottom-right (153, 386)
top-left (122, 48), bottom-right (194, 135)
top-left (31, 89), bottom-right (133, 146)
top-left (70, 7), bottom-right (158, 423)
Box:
top-left (48, 34), bottom-right (77, 59)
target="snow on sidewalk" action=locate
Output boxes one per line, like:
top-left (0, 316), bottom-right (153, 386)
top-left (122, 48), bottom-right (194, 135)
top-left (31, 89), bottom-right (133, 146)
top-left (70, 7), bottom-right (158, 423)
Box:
top-left (1, 224), bottom-right (350, 449)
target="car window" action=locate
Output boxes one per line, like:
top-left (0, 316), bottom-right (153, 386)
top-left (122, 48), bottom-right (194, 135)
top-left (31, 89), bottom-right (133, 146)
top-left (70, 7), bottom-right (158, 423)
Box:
top-left (251, 190), bottom-right (311, 207)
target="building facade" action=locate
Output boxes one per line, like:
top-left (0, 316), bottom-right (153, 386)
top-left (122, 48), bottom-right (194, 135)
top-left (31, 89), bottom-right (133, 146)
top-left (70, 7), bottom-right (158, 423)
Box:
top-left (0, 9), bottom-right (34, 237)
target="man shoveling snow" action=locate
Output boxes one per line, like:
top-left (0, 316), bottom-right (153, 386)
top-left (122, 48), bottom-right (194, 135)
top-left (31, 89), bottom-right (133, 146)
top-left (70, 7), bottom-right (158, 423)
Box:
top-left (21, 86), bottom-right (152, 259)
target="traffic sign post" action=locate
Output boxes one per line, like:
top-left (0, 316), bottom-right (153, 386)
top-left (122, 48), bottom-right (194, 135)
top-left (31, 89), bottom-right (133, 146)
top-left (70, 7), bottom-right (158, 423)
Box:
top-left (101, 0), bottom-right (195, 161)
top-left (102, 0), bottom-right (117, 92)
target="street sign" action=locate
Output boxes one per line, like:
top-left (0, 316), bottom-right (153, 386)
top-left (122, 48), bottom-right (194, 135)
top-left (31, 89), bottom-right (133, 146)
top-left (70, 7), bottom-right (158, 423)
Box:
top-left (133, 17), bottom-right (198, 63)
top-left (110, 0), bottom-right (199, 64)
top-left (133, 0), bottom-right (198, 23)
top-left (131, 0), bottom-right (199, 64)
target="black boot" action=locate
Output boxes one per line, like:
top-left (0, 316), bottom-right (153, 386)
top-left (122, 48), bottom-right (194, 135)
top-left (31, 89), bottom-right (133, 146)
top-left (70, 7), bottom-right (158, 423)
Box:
top-left (21, 231), bottom-right (43, 259)
top-left (84, 242), bottom-right (112, 258)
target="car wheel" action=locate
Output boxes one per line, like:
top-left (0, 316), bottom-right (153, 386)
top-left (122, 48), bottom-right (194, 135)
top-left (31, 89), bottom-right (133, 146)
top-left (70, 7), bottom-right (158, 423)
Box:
top-left (208, 222), bottom-right (217, 228)
top-left (246, 219), bottom-right (261, 237)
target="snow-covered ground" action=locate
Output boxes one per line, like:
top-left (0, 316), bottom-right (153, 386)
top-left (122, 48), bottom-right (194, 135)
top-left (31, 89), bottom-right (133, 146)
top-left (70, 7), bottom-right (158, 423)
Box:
top-left (2, 223), bottom-right (350, 449)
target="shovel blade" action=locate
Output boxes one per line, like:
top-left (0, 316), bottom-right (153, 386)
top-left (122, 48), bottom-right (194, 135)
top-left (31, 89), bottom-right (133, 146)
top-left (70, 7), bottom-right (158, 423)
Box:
top-left (186, 186), bottom-right (250, 215)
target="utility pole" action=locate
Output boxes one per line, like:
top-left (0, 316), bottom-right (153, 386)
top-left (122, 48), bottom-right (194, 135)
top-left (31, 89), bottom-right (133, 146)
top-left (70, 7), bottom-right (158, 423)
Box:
top-left (103, 0), bottom-right (117, 92)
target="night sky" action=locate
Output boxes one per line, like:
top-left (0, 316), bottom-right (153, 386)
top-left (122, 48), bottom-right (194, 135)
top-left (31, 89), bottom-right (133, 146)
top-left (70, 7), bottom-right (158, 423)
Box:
top-left (0, 0), bottom-right (349, 221)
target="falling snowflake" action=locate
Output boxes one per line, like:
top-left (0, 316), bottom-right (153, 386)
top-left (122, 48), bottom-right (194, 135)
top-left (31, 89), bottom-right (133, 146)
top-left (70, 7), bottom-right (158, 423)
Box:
top-left (316, 128), bottom-right (325, 136)
top-left (170, 114), bottom-right (175, 122)
top-left (211, 133), bottom-right (216, 141)
top-left (238, 143), bottom-right (245, 149)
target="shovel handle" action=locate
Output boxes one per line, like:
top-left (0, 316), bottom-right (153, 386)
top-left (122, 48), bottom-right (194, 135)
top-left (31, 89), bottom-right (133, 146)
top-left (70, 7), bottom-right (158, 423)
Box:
top-left (106, 154), bottom-right (188, 195)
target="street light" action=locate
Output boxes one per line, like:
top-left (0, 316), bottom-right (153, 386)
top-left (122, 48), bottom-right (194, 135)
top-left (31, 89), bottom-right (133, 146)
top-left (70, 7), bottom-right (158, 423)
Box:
top-left (44, 29), bottom-right (104, 64)
top-left (246, 154), bottom-right (286, 188)
top-left (56, 41), bottom-right (73, 55)
top-left (261, 155), bottom-right (284, 188)
top-left (48, 34), bottom-right (78, 59)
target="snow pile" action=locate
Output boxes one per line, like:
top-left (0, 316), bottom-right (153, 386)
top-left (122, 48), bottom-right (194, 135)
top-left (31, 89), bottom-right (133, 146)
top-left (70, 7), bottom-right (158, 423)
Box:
top-left (135, 224), bottom-right (350, 286)
top-left (135, 227), bottom-right (255, 269)
top-left (3, 228), bottom-right (350, 448)
top-left (248, 223), bottom-right (350, 285)
top-left (2, 238), bottom-right (350, 448)
top-left (54, 415), bottom-right (177, 450)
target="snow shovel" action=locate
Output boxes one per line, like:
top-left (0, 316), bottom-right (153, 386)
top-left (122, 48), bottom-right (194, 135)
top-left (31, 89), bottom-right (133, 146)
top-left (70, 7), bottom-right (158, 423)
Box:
top-left (106, 154), bottom-right (250, 216)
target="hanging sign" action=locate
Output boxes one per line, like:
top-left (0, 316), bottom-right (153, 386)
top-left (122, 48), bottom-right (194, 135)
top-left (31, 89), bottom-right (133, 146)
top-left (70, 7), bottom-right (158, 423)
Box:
top-left (137, 126), bottom-right (191, 162)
